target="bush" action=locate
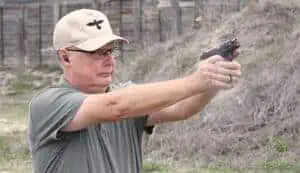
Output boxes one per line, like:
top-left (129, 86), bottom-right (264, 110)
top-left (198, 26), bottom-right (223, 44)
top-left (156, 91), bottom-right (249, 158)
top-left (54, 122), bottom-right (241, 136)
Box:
top-left (263, 160), bottom-right (294, 170)
top-left (271, 137), bottom-right (289, 153)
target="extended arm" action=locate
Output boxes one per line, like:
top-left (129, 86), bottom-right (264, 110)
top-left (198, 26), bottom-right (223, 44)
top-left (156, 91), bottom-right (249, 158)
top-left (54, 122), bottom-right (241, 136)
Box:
top-left (146, 60), bottom-right (241, 125)
top-left (63, 56), bottom-right (237, 131)
top-left (146, 89), bottom-right (218, 125)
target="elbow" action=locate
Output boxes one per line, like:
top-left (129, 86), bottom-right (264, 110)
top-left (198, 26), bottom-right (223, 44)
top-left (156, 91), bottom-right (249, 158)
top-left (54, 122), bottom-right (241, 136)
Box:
top-left (107, 95), bottom-right (131, 120)
top-left (178, 110), bottom-right (196, 120)
top-left (180, 113), bottom-right (190, 120)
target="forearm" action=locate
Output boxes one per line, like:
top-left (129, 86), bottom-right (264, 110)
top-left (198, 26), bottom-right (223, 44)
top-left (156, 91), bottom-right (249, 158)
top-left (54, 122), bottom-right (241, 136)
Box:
top-left (84, 76), bottom-right (199, 121)
top-left (146, 89), bottom-right (219, 125)
top-left (111, 78), bottom-right (197, 117)
top-left (170, 89), bottom-right (219, 119)
top-left (66, 76), bottom-right (200, 131)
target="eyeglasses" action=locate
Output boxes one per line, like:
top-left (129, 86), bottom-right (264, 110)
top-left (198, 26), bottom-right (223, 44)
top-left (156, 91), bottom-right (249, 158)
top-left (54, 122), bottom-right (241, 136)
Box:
top-left (66, 47), bottom-right (121, 58)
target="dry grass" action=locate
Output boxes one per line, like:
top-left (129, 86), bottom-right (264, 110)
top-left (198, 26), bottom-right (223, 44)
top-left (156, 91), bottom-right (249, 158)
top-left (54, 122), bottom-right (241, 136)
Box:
top-left (0, 103), bottom-right (31, 173)
top-left (117, 0), bottom-right (300, 169)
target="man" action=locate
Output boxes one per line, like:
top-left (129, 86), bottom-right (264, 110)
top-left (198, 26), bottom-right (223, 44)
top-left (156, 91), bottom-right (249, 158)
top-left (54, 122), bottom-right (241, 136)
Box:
top-left (28, 9), bottom-right (241, 173)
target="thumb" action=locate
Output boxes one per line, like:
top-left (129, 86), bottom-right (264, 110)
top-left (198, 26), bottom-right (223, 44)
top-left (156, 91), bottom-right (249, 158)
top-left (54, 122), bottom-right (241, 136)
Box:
top-left (206, 55), bottom-right (225, 64)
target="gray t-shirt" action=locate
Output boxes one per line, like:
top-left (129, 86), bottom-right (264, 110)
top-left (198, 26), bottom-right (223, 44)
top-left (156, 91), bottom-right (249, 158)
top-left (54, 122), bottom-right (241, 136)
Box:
top-left (28, 80), bottom-right (154, 173)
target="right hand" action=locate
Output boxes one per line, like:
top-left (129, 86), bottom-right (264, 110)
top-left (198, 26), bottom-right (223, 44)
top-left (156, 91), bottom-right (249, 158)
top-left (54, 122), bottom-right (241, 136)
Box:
top-left (190, 55), bottom-right (242, 92)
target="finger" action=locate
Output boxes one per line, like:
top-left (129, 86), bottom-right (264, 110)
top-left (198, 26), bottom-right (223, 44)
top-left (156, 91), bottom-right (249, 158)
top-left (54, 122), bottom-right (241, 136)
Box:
top-left (206, 55), bottom-right (225, 64)
top-left (231, 76), bottom-right (240, 83)
top-left (209, 72), bottom-right (232, 83)
top-left (204, 63), bottom-right (241, 79)
top-left (211, 80), bottom-right (233, 90)
top-left (216, 61), bottom-right (241, 70)
top-left (233, 49), bottom-right (240, 58)
top-left (215, 67), bottom-right (241, 78)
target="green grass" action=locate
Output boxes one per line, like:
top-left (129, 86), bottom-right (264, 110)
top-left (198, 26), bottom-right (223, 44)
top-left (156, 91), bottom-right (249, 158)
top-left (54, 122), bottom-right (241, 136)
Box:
top-left (263, 160), bottom-right (296, 170)
top-left (0, 103), bottom-right (28, 121)
top-left (0, 102), bottom-right (31, 173)
top-left (142, 161), bottom-right (300, 173)
top-left (10, 76), bottom-right (37, 94)
top-left (143, 161), bottom-right (170, 172)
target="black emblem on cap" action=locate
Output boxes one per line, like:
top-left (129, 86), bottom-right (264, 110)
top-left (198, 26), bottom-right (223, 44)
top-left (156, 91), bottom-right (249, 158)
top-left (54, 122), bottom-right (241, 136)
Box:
top-left (87, 19), bottom-right (104, 30)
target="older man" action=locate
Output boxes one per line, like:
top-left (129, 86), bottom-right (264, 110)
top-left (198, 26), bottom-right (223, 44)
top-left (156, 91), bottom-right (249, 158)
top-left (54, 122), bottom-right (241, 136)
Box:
top-left (28, 9), bottom-right (241, 173)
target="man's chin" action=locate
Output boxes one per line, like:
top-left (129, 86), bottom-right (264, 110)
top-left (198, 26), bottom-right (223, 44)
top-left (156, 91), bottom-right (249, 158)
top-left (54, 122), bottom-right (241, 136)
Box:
top-left (90, 82), bottom-right (112, 92)
top-left (86, 85), bottom-right (109, 94)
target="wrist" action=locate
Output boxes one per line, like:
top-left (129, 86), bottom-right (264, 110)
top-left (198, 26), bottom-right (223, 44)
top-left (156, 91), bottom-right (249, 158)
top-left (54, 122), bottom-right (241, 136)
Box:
top-left (183, 75), bottom-right (205, 96)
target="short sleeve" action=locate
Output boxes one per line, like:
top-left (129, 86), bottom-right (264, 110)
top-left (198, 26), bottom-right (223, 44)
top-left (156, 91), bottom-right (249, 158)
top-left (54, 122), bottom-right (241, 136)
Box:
top-left (28, 88), bottom-right (87, 151)
top-left (134, 116), bottom-right (155, 135)
top-left (112, 81), bottom-right (155, 135)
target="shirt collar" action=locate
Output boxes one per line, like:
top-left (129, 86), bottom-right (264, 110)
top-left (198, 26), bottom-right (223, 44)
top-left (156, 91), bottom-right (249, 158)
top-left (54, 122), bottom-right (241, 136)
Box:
top-left (58, 78), bottom-right (111, 93)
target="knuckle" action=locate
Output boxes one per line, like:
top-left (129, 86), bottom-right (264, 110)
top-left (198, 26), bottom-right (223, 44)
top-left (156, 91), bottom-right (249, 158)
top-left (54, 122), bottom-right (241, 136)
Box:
top-left (234, 70), bottom-right (241, 76)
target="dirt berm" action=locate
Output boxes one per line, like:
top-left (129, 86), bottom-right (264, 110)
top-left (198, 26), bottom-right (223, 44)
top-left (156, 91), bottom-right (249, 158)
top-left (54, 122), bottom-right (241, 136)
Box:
top-left (118, 1), bottom-right (300, 168)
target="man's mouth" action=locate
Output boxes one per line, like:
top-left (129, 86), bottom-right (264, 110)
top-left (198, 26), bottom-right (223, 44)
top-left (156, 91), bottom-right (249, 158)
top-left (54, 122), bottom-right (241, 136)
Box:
top-left (98, 73), bottom-right (112, 77)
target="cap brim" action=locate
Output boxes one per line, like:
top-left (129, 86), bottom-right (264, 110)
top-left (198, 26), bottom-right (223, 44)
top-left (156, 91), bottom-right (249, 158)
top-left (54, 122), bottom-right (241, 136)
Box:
top-left (75, 34), bottom-right (129, 51)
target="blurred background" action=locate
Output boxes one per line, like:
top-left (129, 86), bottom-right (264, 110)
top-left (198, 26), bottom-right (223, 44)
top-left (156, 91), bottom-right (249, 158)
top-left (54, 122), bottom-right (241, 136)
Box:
top-left (0, 0), bottom-right (250, 68)
top-left (1, 0), bottom-right (300, 172)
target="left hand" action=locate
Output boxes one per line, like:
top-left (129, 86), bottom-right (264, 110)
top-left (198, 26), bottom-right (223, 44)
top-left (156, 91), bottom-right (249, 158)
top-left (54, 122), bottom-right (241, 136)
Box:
top-left (214, 59), bottom-right (241, 86)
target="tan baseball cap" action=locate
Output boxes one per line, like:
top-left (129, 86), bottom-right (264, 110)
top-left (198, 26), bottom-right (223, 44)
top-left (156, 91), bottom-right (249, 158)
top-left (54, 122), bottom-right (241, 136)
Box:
top-left (53, 9), bottom-right (129, 51)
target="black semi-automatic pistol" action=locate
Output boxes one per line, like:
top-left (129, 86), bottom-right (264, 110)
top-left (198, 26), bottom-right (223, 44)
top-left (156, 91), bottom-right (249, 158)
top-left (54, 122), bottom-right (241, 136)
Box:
top-left (200, 38), bottom-right (240, 61)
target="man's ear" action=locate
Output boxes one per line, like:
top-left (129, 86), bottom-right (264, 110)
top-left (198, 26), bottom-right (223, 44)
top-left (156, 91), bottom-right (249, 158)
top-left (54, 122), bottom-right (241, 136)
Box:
top-left (59, 48), bottom-right (71, 65)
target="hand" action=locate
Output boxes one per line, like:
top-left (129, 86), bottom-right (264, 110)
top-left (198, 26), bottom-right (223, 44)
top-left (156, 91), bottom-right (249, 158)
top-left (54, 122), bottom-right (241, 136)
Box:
top-left (232, 49), bottom-right (240, 59)
top-left (190, 55), bottom-right (241, 92)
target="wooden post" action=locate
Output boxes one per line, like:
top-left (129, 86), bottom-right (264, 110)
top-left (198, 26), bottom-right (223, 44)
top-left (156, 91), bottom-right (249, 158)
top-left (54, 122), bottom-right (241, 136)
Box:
top-left (193, 0), bottom-right (201, 29)
top-left (38, 2), bottom-right (42, 65)
top-left (248, 0), bottom-right (259, 10)
top-left (170, 0), bottom-right (182, 36)
top-left (237, 0), bottom-right (241, 11)
top-left (16, 6), bottom-right (26, 74)
top-left (119, 0), bottom-right (124, 62)
top-left (133, 0), bottom-right (143, 48)
top-left (220, 1), bottom-right (224, 23)
top-left (0, 7), bottom-right (4, 67)
top-left (158, 8), bottom-right (163, 42)
top-left (53, 0), bottom-right (61, 26)
top-left (91, 0), bottom-right (100, 10)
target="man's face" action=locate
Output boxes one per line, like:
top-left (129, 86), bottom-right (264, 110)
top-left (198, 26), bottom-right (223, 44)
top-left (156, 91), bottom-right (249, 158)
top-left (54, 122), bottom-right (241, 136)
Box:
top-left (61, 43), bottom-right (118, 93)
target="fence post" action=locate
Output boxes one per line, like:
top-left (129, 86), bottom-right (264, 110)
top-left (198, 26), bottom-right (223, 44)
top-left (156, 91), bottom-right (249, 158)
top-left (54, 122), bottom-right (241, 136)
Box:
top-left (53, 0), bottom-right (61, 26)
top-left (38, 2), bottom-right (42, 66)
top-left (119, 0), bottom-right (124, 62)
top-left (170, 0), bottom-right (182, 36)
top-left (133, 0), bottom-right (143, 49)
top-left (16, 6), bottom-right (26, 74)
top-left (248, 0), bottom-right (259, 11)
top-left (0, 6), bottom-right (3, 67)
top-left (237, 0), bottom-right (241, 11)
top-left (158, 8), bottom-right (163, 42)
top-left (193, 0), bottom-right (200, 29)
top-left (91, 0), bottom-right (101, 10)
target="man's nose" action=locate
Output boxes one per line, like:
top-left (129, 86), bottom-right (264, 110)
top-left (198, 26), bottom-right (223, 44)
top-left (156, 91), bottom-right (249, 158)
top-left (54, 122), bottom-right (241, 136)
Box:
top-left (103, 54), bottom-right (115, 61)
